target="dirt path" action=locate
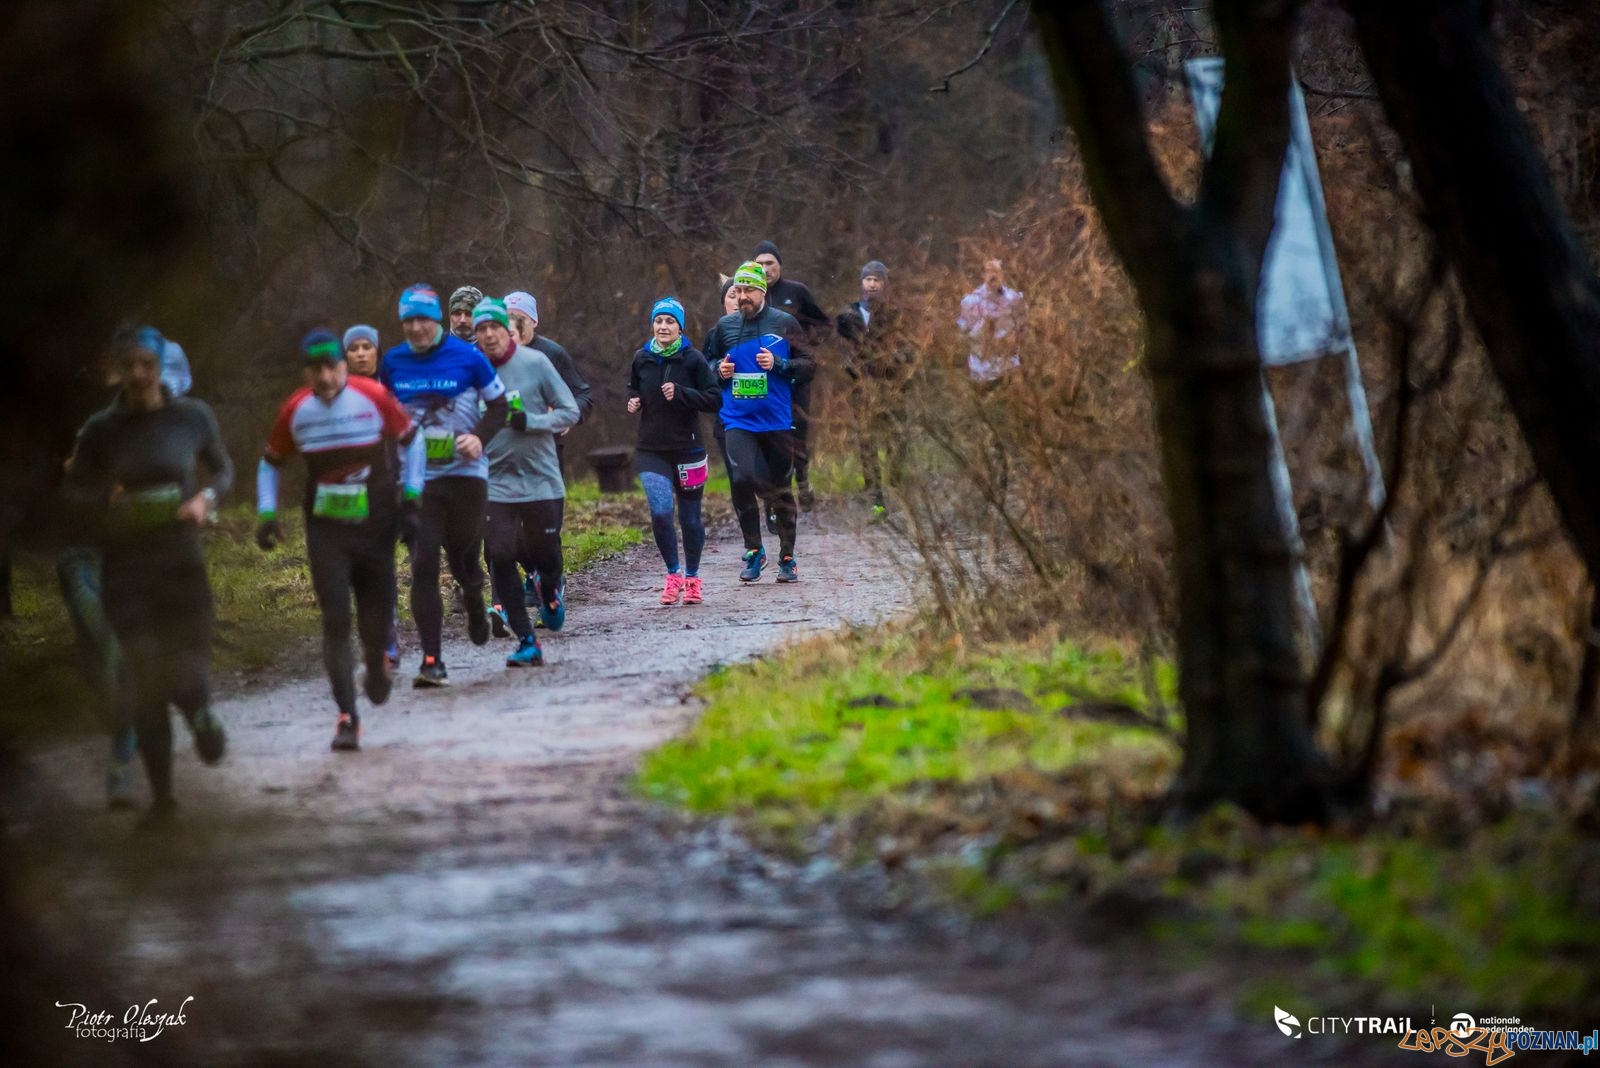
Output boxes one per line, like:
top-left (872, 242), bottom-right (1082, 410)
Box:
top-left (7, 512), bottom-right (1381, 1066)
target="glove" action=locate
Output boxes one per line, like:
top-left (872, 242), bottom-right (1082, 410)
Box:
top-left (255, 518), bottom-right (282, 551)
top-left (508, 409), bottom-right (528, 432)
top-left (398, 499), bottom-right (421, 550)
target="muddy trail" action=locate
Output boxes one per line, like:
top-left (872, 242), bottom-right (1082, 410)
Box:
top-left (6, 510), bottom-right (1380, 1067)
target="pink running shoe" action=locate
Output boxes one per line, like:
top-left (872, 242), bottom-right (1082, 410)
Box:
top-left (660, 573), bottom-right (685, 605)
top-left (682, 576), bottom-right (703, 605)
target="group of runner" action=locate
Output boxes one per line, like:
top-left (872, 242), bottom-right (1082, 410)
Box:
top-left (60, 238), bottom-right (918, 821)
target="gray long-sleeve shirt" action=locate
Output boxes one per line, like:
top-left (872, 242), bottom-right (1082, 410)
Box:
top-left (486, 344), bottom-right (580, 503)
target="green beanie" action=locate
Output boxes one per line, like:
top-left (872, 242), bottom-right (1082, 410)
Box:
top-left (731, 261), bottom-right (768, 292)
top-left (472, 297), bottom-right (510, 330)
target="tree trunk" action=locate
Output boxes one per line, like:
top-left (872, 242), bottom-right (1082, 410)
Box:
top-left (1348, 0), bottom-right (1600, 584)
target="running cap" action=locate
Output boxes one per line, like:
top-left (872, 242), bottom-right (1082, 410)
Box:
top-left (731, 261), bottom-right (768, 292)
top-left (752, 240), bottom-right (781, 263)
top-left (449, 285), bottom-right (484, 313)
top-left (505, 290), bottom-right (538, 322)
top-left (300, 328), bottom-right (344, 365)
top-left (651, 297), bottom-right (685, 330)
top-left (472, 297), bottom-right (510, 330)
top-left (398, 284), bottom-right (443, 322)
top-left (861, 260), bottom-right (888, 281)
top-left (342, 324), bottom-right (379, 351)
top-left (114, 323), bottom-right (166, 357)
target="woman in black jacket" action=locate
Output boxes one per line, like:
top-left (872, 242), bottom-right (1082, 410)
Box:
top-left (628, 298), bottom-right (721, 605)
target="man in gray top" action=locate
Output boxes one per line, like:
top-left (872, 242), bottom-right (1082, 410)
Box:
top-left (473, 297), bottom-right (580, 667)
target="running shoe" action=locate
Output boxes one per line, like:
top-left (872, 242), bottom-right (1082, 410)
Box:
top-left (798, 483), bottom-right (815, 512)
top-left (739, 548), bottom-right (767, 583)
top-left (331, 712), bottom-right (361, 752)
top-left (871, 495), bottom-right (888, 520)
top-left (660, 573), bottom-right (685, 606)
top-left (414, 655), bottom-right (449, 688)
top-left (506, 634), bottom-right (544, 667)
top-left (777, 555), bottom-right (799, 583)
top-left (363, 657), bottom-right (393, 706)
top-left (466, 592), bottom-right (490, 646)
top-left (523, 573), bottom-right (540, 608)
top-left (385, 639), bottom-right (401, 670)
top-left (188, 706), bottom-right (227, 765)
top-left (682, 576), bottom-right (703, 605)
top-left (106, 759), bottom-right (137, 811)
top-left (766, 508), bottom-right (779, 535)
top-left (490, 602), bottom-right (510, 639)
top-left (537, 575), bottom-right (566, 632)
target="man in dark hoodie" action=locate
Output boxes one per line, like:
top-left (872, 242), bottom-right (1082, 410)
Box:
top-left (703, 261), bottom-right (815, 583)
top-left (837, 260), bottom-right (912, 516)
top-left (752, 240), bottom-right (829, 511)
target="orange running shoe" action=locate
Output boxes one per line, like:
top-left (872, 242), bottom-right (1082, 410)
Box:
top-left (682, 576), bottom-right (703, 605)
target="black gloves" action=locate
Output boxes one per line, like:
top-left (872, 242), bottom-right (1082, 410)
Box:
top-left (508, 409), bottom-right (528, 432)
top-left (255, 518), bottom-right (282, 551)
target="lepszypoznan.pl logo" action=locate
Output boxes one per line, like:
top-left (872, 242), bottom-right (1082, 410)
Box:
top-left (55, 997), bottom-right (194, 1043)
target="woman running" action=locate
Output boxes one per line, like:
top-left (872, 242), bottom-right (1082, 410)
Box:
top-left (627, 298), bottom-right (721, 605)
top-left (66, 325), bottom-right (233, 822)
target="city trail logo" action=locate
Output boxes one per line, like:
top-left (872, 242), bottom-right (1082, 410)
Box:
top-left (1272, 1004), bottom-right (1413, 1038)
top-left (56, 997), bottom-right (194, 1043)
top-left (1274, 1006), bottom-right (1302, 1039)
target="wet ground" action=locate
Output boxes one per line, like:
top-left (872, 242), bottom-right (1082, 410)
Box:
top-left (5, 512), bottom-right (1395, 1066)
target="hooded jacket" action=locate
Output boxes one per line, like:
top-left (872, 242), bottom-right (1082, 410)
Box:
top-left (629, 341), bottom-right (721, 452)
top-left (701, 302), bottom-right (815, 434)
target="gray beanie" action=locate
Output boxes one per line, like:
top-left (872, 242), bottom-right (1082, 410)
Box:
top-left (861, 260), bottom-right (888, 281)
top-left (342, 324), bottom-right (379, 351)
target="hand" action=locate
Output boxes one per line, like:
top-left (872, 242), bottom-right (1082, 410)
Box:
top-left (177, 491), bottom-right (211, 526)
top-left (719, 358), bottom-right (735, 380)
top-left (627, 396), bottom-right (641, 414)
top-left (399, 499), bottom-right (420, 550)
top-left (508, 410), bottom-right (529, 432)
top-left (755, 347), bottom-right (775, 371)
top-left (661, 382), bottom-right (677, 402)
top-left (455, 433), bottom-right (483, 460)
top-left (256, 518), bottom-right (282, 551)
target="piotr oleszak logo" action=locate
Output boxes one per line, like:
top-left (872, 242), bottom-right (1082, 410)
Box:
top-left (1275, 1006), bottom-right (1304, 1039)
top-left (56, 997), bottom-right (194, 1043)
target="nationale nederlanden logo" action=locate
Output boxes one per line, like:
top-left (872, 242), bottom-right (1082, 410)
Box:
top-left (56, 997), bottom-right (194, 1043)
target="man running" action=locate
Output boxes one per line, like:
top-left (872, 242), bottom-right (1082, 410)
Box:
top-left (65, 325), bottom-right (233, 823)
top-left (958, 258), bottom-right (1026, 381)
top-left (448, 285), bottom-right (484, 342)
top-left (838, 260), bottom-right (912, 517)
top-left (380, 284), bottom-right (509, 687)
top-left (474, 297), bottom-right (579, 667)
top-left (256, 330), bottom-right (422, 750)
top-left (703, 261), bottom-right (814, 583)
top-left (751, 241), bottom-right (829, 511)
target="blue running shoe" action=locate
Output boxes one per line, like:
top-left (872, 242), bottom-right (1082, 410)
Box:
top-left (776, 555), bottom-right (798, 583)
top-left (537, 575), bottom-right (566, 632)
top-left (507, 634), bottom-right (544, 667)
top-left (490, 602), bottom-right (510, 639)
top-left (739, 548), bottom-right (767, 583)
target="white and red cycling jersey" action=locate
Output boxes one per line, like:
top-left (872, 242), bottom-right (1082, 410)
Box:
top-left (259, 376), bottom-right (421, 521)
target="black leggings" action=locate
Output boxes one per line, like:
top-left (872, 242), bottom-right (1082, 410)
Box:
top-left (307, 516), bottom-right (397, 716)
top-left (790, 379), bottom-right (814, 487)
top-left (105, 556), bottom-right (213, 804)
top-left (724, 428), bottom-right (797, 557)
top-left (486, 498), bottom-right (564, 639)
top-left (413, 476), bottom-right (488, 658)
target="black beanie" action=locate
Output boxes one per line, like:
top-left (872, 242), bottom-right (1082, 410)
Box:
top-left (752, 239), bottom-right (781, 263)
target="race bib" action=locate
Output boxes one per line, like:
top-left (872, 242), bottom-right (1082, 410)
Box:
top-left (677, 457), bottom-right (709, 491)
top-left (424, 427), bottom-right (456, 464)
top-left (117, 483), bottom-right (182, 528)
top-left (732, 372), bottom-right (768, 399)
top-left (312, 482), bottom-right (370, 522)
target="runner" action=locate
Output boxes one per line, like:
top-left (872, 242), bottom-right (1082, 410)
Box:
top-left (838, 260), bottom-right (912, 517)
top-left (703, 261), bottom-right (814, 583)
top-left (64, 325), bottom-right (233, 823)
top-left (628, 297), bottom-right (720, 605)
top-left (448, 285), bottom-right (484, 342)
top-left (256, 330), bottom-right (423, 750)
top-left (342, 324), bottom-right (403, 666)
top-left (380, 284), bottom-right (509, 687)
top-left (474, 297), bottom-right (579, 667)
top-left (751, 241), bottom-right (829, 511)
top-left (504, 290), bottom-right (593, 478)
top-left (958, 258), bottom-right (1026, 381)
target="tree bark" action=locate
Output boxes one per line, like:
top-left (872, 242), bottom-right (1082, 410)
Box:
top-left (1032, 0), bottom-right (1331, 821)
top-left (1348, 0), bottom-right (1600, 584)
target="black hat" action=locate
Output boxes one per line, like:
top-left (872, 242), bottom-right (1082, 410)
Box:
top-left (752, 240), bottom-right (781, 263)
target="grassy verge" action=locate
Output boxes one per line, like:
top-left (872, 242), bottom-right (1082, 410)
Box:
top-left (1, 492), bottom-right (649, 739)
top-left (637, 627), bottom-right (1600, 1020)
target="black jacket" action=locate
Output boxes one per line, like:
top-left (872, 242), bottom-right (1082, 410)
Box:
top-left (629, 342), bottom-right (721, 452)
top-left (530, 335), bottom-right (594, 423)
top-left (837, 298), bottom-right (913, 381)
top-left (766, 277), bottom-right (829, 346)
top-left (701, 302), bottom-right (817, 385)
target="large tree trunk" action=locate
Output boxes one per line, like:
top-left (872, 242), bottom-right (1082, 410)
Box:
top-left (1032, 0), bottom-right (1332, 821)
top-left (1348, 0), bottom-right (1600, 583)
